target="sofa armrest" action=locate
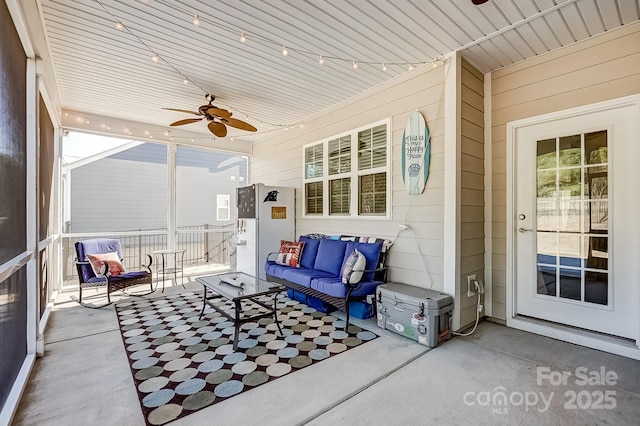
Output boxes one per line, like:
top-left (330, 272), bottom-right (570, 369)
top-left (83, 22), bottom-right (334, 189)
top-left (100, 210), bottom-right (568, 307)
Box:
top-left (266, 252), bottom-right (279, 262)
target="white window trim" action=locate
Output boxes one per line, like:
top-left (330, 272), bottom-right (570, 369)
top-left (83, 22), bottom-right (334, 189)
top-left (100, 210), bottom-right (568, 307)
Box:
top-left (302, 118), bottom-right (391, 219)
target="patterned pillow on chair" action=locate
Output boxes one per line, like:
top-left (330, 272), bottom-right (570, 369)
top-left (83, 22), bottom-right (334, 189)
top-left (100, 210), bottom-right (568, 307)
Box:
top-left (86, 252), bottom-right (126, 277)
top-left (275, 240), bottom-right (305, 268)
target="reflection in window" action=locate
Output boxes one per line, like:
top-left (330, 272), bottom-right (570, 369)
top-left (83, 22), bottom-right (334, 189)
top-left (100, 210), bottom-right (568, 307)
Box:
top-left (535, 130), bottom-right (609, 306)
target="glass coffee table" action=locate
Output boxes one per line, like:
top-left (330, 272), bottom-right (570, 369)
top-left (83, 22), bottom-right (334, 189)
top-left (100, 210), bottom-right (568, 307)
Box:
top-left (196, 272), bottom-right (285, 351)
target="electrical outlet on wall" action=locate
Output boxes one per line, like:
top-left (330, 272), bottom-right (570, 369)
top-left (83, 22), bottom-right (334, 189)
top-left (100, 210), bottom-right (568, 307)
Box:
top-left (467, 274), bottom-right (477, 297)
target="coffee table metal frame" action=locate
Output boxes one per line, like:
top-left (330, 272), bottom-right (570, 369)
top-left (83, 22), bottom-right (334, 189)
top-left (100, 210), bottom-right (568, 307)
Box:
top-left (196, 272), bottom-right (285, 350)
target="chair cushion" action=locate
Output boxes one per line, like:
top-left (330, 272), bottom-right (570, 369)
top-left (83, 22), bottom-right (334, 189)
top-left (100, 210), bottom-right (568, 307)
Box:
top-left (75, 239), bottom-right (124, 283)
top-left (341, 249), bottom-right (366, 284)
top-left (341, 241), bottom-right (383, 282)
top-left (314, 239), bottom-right (347, 275)
top-left (86, 252), bottom-right (126, 277)
top-left (310, 277), bottom-right (382, 298)
top-left (299, 236), bottom-right (321, 269)
top-left (275, 240), bottom-right (304, 268)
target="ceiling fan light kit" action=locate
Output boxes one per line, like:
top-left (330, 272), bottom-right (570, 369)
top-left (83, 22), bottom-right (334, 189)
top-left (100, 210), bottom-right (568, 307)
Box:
top-left (165, 94), bottom-right (257, 138)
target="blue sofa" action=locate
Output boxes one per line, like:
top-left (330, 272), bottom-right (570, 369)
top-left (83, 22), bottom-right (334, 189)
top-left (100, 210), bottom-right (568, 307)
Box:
top-left (265, 235), bottom-right (390, 328)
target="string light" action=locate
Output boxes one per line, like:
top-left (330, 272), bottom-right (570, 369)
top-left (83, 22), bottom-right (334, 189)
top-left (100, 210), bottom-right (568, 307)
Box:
top-left (352, 61), bottom-right (358, 69)
top-left (95, 0), bottom-right (332, 134)
top-left (382, 63), bottom-right (387, 71)
top-left (318, 56), bottom-right (324, 65)
top-left (408, 64), bottom-right (414, 71)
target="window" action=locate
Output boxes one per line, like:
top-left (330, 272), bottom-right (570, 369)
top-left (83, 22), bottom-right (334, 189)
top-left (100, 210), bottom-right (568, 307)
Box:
top-left (302, 120), bottom-right (390, 218)
top-left (217, 194), bottom-right (230, 221)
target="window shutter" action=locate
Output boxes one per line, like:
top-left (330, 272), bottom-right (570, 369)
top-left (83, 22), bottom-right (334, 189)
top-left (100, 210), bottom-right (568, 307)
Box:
top-left (305, 144), bottom-right (323, 178)
top-left (329, 136), bottom-right (351, 175)
top-left (358, 124), bottom-right (387, 170)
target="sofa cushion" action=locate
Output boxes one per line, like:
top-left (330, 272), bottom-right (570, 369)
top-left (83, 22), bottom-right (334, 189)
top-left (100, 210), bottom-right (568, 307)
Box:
top-left (314, 239), bottom-right (347, 275)
top-left (275, 240), bottom-right (304, 268)
top-left (299, 236), bottom-right (321, 269)
top-left (342, 241), bottom-right (383, 282)
top-left (265, 261), bottom-right (288, 279)
top-left (341, 249), bottom-right (366, 284)
top-left (310, 277), bottom-right (382, 298)
top-left (282, 267), bottom-right (335, 288)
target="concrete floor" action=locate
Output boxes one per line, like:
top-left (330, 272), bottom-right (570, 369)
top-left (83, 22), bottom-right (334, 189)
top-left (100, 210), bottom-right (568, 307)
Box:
top-left (13, 280), bottom-right (640, 426)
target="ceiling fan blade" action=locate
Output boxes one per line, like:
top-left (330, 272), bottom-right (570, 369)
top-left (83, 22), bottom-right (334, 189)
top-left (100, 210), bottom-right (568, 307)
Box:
top-left (221, 117), bottom-right (257, 132)
top-left (208, 121), bottom-right (227, 137)
top-left (163, 108), bottom-right (201, 115)
top-left (207, 107), bottom-right (232, 118)
top-left (170, 118), bottom-right (203, 126)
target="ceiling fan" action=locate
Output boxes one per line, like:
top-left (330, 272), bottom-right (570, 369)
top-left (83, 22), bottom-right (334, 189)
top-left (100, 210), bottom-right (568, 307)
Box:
top-left (163, 94), bottom-right (257, 138)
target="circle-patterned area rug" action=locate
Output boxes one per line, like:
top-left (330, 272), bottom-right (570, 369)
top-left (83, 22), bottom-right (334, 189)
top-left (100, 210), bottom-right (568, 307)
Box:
top-left (115, 292), bottom-right (378, 425)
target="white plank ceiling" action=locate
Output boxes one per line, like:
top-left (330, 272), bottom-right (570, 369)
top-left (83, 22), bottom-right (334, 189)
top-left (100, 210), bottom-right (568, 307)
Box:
top-left (40, 0), bottom-right (640, 140)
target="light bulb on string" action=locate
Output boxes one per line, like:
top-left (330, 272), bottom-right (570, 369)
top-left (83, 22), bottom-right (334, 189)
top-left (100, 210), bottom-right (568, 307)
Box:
top-left (192, 14), bottom-right (200, 26)
top-left (318, 56), bottom-right (324, 65)
top-left (282, 46), bottom-right (289, 56)
top-left (408, 64), bottom-right (414, 71)
top-left (115, 21), bottom-right (124, 30)
top-left (151, 54), bottom-right (159, 62)
top-left (240, 32), bottom-right (246, 43)
top-left (182, 78), bottom-right (189, 85)
top-left (382, 63), bottom-right (387, 71)
top-left (352, 61), bottom-right (358, 69)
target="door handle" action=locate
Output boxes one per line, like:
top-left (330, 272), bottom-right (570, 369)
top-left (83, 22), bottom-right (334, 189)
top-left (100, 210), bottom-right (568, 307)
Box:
top-left (518, 227), bottom-right (532, 233)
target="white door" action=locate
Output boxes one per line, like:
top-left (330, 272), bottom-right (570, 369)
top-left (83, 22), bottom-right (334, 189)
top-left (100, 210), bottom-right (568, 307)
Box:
top-left (515, 103), bottom-right (639, 339)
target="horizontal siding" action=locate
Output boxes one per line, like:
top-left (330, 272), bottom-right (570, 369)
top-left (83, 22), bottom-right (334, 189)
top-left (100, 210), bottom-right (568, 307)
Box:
top-left (459, 58), bottom-right (485, 328)
top-left (490, 21), bottom-right (640, 320)
top-left (251, 66), bottom-right (447, 290)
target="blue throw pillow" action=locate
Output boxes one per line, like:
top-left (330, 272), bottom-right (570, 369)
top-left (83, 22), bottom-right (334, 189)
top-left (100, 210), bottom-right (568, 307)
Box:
top-left (314, 239), bottom-right (348, 275)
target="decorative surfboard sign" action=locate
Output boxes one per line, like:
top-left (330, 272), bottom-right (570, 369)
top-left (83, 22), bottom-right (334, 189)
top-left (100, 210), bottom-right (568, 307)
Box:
top-left (402, 110), bottom-right (431, 194)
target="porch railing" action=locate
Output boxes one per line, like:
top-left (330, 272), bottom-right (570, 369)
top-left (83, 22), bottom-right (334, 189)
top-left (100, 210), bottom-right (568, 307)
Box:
top-left (62, 224), bottom-right (233, 281)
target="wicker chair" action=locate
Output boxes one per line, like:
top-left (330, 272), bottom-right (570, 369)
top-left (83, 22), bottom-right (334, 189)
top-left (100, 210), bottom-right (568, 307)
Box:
top-left (74, 238), bottom-right (153, 308)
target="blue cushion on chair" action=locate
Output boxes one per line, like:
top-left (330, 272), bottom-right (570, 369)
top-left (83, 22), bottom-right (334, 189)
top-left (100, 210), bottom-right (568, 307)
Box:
top-left (282, 267), bottom-right (335, 288)
top-left (313, 239), bottom-right (347, 275)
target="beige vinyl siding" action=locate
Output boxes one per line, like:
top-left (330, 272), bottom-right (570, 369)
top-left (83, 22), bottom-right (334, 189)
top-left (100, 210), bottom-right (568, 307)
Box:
top-left (459, 59), bottom-right (485, 328)
top-left (490, 21), bottom-right (640, 320)
top-left (251, 66), bottom-right (447, 289)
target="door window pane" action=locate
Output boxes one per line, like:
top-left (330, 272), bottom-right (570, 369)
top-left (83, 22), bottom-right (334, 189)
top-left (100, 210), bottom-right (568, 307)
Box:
top-left (536, 138), bottom-right (556, 170)
top-left (537, 265), bottom-right (556, 296)
top-left (585, 271), bottom-right (608, 305)
top-left (558, 135), bottom-right (581, 167)
top-left (585, 131), bottom-right (607, 165)
top-left (559, 268), bottom-right (581, 300)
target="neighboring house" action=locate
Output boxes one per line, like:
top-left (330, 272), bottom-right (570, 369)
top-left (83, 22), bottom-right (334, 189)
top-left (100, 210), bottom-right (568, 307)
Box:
top-left (63, 142), bottom-right (246, 233)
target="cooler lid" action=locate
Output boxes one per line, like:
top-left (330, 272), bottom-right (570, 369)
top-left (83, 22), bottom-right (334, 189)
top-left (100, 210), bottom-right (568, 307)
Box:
top-left (378, 282), bottom-right (453, 309)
